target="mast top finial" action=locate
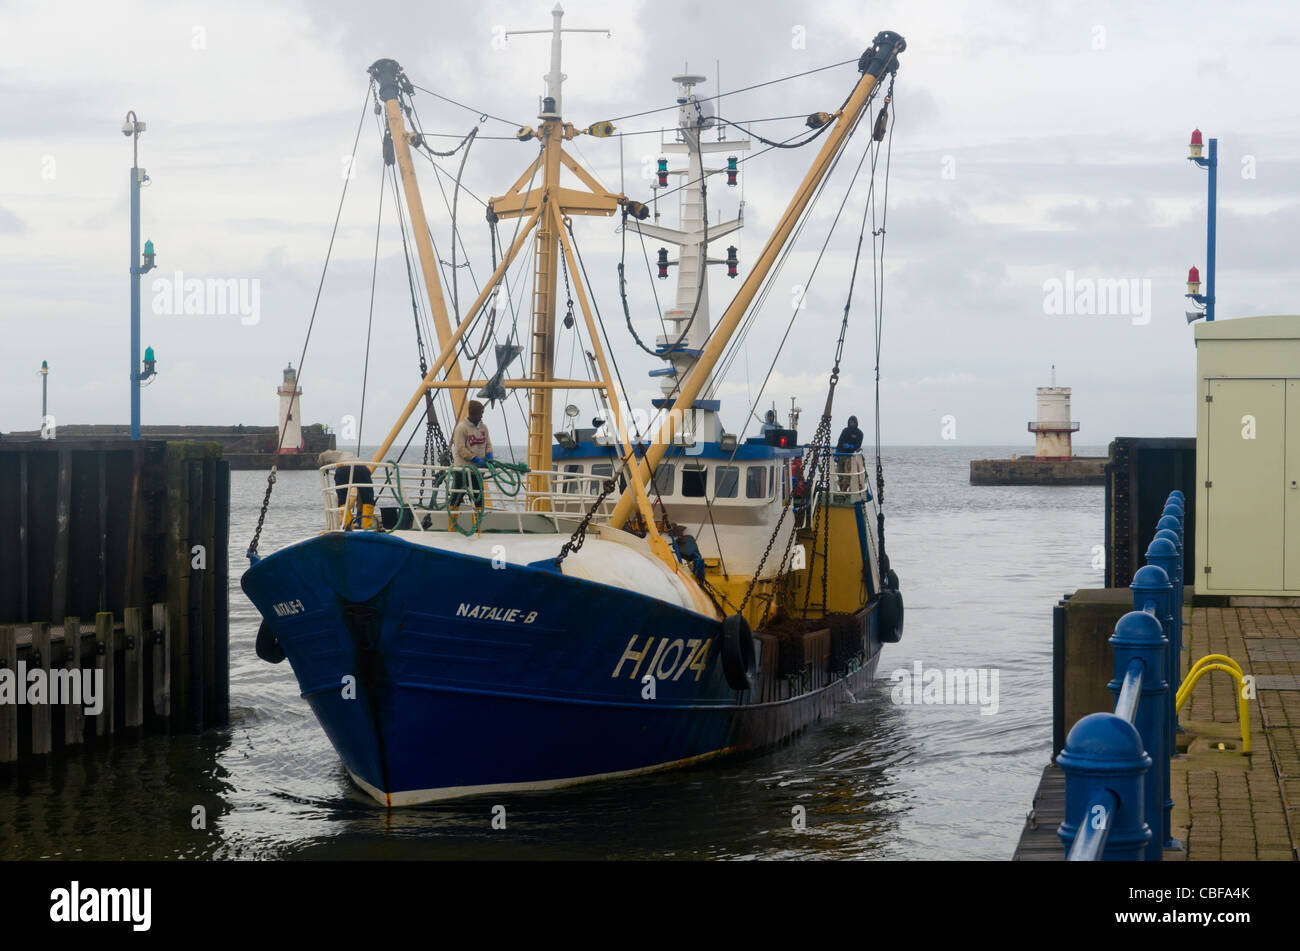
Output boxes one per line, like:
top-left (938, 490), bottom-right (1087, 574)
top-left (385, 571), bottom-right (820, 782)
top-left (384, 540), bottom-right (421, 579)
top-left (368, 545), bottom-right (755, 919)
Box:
top-left (503, 5), bottom-right (609, 121)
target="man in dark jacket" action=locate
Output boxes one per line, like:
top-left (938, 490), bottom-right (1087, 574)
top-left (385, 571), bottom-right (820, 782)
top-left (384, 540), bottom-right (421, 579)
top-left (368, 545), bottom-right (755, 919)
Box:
top-left (671, 525), bottom-right (707, 583)
top-left (834, 416), bottom-right (864, 493)
top-left (836, 416), bottom-right (864, 454)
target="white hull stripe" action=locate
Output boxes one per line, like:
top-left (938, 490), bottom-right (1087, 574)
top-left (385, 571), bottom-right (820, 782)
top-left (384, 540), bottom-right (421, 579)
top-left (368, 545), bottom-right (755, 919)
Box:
top-left (348, 746), bottom-right (739, 808)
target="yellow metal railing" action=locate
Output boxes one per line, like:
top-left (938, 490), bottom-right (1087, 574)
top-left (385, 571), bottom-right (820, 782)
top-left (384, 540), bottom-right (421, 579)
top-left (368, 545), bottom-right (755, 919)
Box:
top-left (1175, 654), bottom-right (1250, 755)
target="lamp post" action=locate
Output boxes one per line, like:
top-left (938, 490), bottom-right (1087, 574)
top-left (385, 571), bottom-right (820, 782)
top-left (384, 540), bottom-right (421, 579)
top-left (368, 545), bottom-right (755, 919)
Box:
top-left (1185, 129), bottom-right (1217, 323)
top-left (40, 360), bottom-right (48, 425)
top-left (123, 110), bottom-right (156, 439)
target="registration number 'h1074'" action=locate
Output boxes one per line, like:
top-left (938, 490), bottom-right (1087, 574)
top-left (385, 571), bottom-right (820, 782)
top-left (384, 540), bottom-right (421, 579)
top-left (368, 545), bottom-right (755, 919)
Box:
top-left (611, 635), bottom-right (711, 682)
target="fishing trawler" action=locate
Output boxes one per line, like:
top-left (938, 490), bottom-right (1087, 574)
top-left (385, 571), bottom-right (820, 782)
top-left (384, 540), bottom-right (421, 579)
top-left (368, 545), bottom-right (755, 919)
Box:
top-left (242, 9), bottom-right (906, 806)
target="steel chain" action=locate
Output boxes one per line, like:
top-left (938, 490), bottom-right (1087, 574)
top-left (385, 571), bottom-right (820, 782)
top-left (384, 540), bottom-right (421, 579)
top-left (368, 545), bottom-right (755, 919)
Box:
top-left (247, 467), bottom-right (277, 558)
top-left (555, 477), bottom-right (617, 566)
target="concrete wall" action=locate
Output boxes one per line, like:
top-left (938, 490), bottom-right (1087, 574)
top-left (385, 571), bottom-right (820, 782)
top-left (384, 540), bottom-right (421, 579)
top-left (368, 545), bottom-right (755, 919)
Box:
top-left (1059, 588), bottom-right (1131, 751)
top-left (970, 457), bottom-right (1106, 485)
top-left (3, 424), bottom-right (335, 469)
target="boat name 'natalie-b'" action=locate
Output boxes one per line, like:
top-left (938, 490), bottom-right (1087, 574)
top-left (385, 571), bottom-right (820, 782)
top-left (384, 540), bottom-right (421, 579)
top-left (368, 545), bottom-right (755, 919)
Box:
top-left (456, 603), bottom-right (539, 624)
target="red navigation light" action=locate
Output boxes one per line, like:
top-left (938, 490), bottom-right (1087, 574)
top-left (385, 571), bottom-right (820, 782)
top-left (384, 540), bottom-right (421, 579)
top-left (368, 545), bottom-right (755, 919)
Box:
top-left (726, 155), bottom-right (738, 187)
top-left (1189, 128), bottom-right (1204, 160)
top-left (1187, 266), bottom-right (1201, 296)
top-left (657, 247), bottom-right (669, 279)
top-left (657, 158), bottom-right (668, 187)
top-left (725, 245), bottom-right (738, 278)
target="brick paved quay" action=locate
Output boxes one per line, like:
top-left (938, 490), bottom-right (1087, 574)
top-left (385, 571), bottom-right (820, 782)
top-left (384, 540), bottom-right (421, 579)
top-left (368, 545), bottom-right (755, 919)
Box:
top-left (1015, 602), bottom-right (1300, 861)
top-left (1170, 604), bottom-right (1300, 861)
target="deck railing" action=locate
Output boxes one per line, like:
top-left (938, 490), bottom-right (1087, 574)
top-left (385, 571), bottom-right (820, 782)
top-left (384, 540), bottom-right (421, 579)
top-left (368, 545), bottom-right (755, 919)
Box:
top-left (1058, 489), bottom-right (1186, 861)
top-left (320, 461), bottom-right (614, 533)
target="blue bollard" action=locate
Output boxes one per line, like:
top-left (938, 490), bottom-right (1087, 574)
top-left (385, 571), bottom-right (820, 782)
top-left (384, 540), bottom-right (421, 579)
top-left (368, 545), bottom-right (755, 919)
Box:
top-left (1155, 514), bottom-right (1185, 666)
top-left (1156, 511), bottom-right (1186, 682)
top-left (1130, 559), bottom-right (1176, 854)
top-left (1058, 712), bottom-right (1153, 861)
top-left (1154, 526), bottom-right (1184, 694)
top-left (1109, 608), bottom-right (1168, 861)
top-left (1164, 511), bottom-right (1185, 556)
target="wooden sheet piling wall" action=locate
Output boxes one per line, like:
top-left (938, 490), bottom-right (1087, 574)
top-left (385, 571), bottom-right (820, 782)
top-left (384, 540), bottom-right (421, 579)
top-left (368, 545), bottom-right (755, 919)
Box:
top-left (0, 438), bottom-right (229, 764)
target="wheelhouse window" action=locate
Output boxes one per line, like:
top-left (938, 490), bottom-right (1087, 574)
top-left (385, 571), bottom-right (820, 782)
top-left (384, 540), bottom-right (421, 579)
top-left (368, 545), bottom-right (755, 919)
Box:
top-left (682, 463), bottom-right (707, 498)
top-left (652, 463), bottom-right (674, 496)
top-left (746, 465), bottom-right (767, 499)
top-left (562, 463), bottom-right (584, 494)
top-left (590, 463), bottom-right (613, 494)
top-left (716, 465), bottom-right (739, 498)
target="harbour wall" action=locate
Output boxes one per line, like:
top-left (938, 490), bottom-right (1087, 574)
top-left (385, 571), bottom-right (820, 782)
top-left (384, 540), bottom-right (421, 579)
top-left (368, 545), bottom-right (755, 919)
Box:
top-left (0, 438), bottom-right (229, 765)
top-left (1, 424), bottom-right (335, 470)
top-left (969, 456), bottom-right (1107, 485)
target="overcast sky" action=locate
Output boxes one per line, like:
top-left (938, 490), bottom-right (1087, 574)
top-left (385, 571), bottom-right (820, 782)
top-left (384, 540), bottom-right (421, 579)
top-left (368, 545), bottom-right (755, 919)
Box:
top-left (2, 0), bottom-right (1297, 447)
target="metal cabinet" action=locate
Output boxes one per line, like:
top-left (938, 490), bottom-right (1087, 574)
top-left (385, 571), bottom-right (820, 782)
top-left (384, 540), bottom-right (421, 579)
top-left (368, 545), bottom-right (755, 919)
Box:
top-left (1195, 316), bottom-right (1300, 595)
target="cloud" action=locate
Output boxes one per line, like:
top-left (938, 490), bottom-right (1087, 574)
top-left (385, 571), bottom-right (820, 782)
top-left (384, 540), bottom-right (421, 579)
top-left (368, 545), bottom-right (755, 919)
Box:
top-left (0, 0), bottom-right (1296, 446)
top-left (0, 206), bottom-right (25, 233)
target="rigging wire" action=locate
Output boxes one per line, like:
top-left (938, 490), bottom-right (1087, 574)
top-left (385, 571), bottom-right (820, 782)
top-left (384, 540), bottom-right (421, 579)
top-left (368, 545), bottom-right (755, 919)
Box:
top-left (684, 83), bottom-right (885, 539)
top-left (356, 170), bottom-right (386, 453)
top-left (563, 220), bottom-right (639, 438)
top-left (384, 146), bottom-right (452, 471)
top-left (448, 127), bottom-right (479, 321)
top-left (872, 80), bottom-right (897, 521)
top-left (247, 80), bottom-right (372, 561)
top-left (407, 81), bottom-right (523, 130)
top-left (618, 115), bottom-right (710, 357)
top-left (410, 112), bottom-right (844, 141)
top-left (598, 87), bottom-right (882, 547)
top-left (604, 58), bottom-right (857, 123)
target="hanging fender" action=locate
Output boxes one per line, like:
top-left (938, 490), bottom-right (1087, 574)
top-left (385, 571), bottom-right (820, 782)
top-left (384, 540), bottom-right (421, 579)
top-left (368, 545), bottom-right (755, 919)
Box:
top-left (256, 620), bottom-right (286, 664)
top-left (718, 614), bottom-right (755, 691)
top-left (877, 569), bottom-right (903, 643)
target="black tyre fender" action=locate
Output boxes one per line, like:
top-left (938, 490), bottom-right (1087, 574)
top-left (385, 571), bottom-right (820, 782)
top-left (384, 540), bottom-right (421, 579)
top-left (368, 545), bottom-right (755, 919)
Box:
top-left (256, 620), bottom-right (286, 664)
top-left (718, 614), bottom-right (754, 690)
top-left (878, 587), bottom-right (904, 644)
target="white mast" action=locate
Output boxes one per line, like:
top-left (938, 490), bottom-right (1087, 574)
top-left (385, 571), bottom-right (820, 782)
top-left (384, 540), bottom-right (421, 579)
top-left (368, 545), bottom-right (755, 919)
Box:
top-left (506, 4), bottom-right (611, 120)
top-left (634, 74), bottom-right (750, 442)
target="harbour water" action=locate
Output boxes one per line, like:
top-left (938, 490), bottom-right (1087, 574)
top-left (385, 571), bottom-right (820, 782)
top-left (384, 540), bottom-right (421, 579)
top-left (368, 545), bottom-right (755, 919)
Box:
top-left (0, 445), bottom-right (1104, 860)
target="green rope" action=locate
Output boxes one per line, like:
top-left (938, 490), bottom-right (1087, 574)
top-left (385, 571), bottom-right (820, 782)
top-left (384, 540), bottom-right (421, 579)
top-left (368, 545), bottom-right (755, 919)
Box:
top-left (412, 460), bottom-right (530, 537)
top-left (483, 458), bottom-right (528, 496)
top-left (372, 459), bottom-right (531, 537)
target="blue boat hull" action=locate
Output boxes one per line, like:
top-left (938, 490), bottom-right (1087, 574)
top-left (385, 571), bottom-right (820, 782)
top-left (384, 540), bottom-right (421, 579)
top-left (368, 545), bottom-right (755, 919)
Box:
top-left (241, 531), bottom-right (882, 805)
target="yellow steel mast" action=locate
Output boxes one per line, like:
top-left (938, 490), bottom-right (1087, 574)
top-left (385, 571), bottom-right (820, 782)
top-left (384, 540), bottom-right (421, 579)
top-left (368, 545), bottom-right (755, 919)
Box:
top-left (368, 59), bottom-right (469, 423)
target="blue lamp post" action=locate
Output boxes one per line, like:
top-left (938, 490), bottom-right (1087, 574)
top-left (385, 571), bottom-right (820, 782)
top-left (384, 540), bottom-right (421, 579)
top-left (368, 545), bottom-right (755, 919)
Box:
top-left (123, 110), bottom-right (157, 439)
top-left (1185, 128), bottom-right (1216, 323)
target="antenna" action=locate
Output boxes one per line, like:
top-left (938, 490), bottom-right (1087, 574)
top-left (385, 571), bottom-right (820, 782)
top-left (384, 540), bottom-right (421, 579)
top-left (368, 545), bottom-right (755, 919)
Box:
top-left (716, 59), bottom-right (724, 142)
top-left (1051, 363), bottom-right (1055, 386)
top-left (504, 4), bottom-right (610, 119)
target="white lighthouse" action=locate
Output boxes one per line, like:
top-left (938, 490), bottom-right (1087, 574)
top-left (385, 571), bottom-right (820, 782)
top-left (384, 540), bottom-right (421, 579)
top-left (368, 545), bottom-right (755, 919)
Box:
top-left (1028, 370), bottom-right (1078, 460)
top-left (277, 362), bottom-right (304, 453)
